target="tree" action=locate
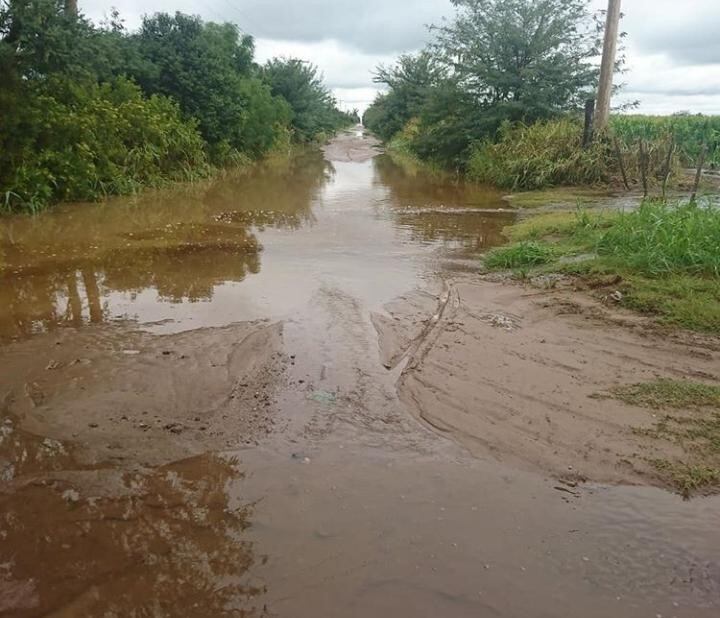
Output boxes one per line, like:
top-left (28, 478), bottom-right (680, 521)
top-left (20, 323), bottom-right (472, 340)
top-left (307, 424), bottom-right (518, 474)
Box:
top-left (365, 51), bottom-right (443, 141)
top-left (261, 58), bottom-right (351, 141)
top-left (130, 12), bottom-right (288, 159)
top-left (435, 0), bottom-right (599, 121)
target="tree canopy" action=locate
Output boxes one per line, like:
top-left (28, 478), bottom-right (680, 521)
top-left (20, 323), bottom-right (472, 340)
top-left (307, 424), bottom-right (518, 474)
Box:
top-left (364, 0), bottom-right (601, 168)
top-left (0, 1), bottom-right (354, 212)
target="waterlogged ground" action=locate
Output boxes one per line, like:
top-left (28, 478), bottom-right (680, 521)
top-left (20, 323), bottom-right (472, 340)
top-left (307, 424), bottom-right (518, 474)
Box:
top-left (1, 129), bottom-right (719, 617)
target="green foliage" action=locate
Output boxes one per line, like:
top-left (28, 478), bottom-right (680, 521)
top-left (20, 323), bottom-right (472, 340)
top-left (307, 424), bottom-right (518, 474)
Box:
top-left (364, 51), bottom-right (443, 142)
top-left (487, 201), bottom-right (720, 333)
top-left (130, 13), bottom-right (290, 160)
top-left (366, 0), bottom-right (602, 170)
top-left (261, 58), bottom-right (354, 142)
top-left (484, 241), bottom-right (554, 269)
top-left (0, 2), bottom-right (346, 212)
top-left (467, 119), bottom-right (611, 189)
top-left (1, 77), bottom-right (210, 211)
top-left (437, 0), bottom-right (599, 115)
top-left (611, 114), bottom-right (720, 167)
top-left (612, 380), bottom-right (720, 410)
top-left (597, 201), bottom-right (720, 277)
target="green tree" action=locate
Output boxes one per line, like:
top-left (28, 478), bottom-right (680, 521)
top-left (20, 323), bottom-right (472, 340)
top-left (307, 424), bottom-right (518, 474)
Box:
top-left (436, 0), bottom-right (598, 118)
top-left (364, 51), bottom-right (443, 141)
top-left (131, 13), bottom-right (288, 159)
top-left (261, 58), bottom-right (352, 141)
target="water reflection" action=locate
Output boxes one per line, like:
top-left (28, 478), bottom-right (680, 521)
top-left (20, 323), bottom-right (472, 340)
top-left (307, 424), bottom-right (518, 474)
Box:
top-left (0, 145), bottom-right (514, 340)
top-left (372, 155), bottom-right (515, 250)
top-left (0, 420), bottom-right (259, 617)
top-left (0, 151), bottom-right (330, 340)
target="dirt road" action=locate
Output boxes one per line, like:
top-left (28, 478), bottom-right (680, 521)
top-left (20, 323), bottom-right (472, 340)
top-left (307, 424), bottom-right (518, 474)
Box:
top-left (1, 128), bottom-right (719, 617)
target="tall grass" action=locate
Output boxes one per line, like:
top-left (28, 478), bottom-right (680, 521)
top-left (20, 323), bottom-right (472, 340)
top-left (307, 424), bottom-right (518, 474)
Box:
top-left (468, 119), bottom-right (610, 190)
top-left (598, 201), bottom-right (720, 277)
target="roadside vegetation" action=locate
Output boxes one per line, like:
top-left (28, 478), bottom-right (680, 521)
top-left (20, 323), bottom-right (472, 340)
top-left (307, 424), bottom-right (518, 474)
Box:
top-left (363, 0), bottom-right (719, 191)
top-left (485, 201), bottom-right (720, 333)
top-left (0, 1), bottom-right (356, 213)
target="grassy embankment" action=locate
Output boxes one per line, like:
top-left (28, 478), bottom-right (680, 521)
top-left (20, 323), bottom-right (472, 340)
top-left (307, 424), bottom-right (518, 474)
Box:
top-left (484, 201), bottom-right (720, 333)
top-left (484, 201), bottom-right (720, 494)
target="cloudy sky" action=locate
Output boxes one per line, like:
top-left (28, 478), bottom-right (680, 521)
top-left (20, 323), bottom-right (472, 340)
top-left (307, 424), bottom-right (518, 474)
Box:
top-left (82, 0), bottom-right (720, 115)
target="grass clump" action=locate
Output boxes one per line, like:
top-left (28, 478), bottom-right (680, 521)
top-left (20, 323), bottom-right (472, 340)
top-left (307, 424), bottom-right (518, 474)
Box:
top-left (484, 241), bottom-right (554, 269)
top-left (650, 460), bottom-right (720, 498)
top-left (612, 379), bottom-right (720, 409)
top-left (506, 209), bottom-right (619, 242)
top-left (504, 187), bottom-right (612, 210)
top-left (485, 200), bottom-right (720, 333)
top-left (597, 201), bottom-right (720, 277)
top-left (614, 378), bottom-right (720, 496)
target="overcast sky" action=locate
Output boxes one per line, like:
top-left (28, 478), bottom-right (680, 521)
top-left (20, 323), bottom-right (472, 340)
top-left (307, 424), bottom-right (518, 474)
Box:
top-left (82, 0), bottom-right (720, 115)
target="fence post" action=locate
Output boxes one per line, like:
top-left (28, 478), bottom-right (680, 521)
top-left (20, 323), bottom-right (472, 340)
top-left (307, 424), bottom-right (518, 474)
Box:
top-left (614, 137), bottom-right (630, 190)
top-left (582, 99), bottom-right (595, 148)
top-left (690, 144), bottom-right (708, 203)
top-left (639, 140), bottom-right (649, 198)
top-left (661, 135), bottom-right (675, 201)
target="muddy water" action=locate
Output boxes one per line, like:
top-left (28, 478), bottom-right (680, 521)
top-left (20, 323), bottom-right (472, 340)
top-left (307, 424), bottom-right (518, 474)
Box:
top-left (1, 130), bottom-right (719, 617)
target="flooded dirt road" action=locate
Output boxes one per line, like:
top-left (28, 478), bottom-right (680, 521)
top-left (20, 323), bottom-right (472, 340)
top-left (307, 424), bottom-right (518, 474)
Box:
top-left (1, 129), bottom-right (719, 617)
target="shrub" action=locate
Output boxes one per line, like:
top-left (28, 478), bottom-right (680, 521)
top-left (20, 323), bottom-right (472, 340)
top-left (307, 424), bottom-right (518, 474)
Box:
top-left (0, 78), bottom-right (210, 212)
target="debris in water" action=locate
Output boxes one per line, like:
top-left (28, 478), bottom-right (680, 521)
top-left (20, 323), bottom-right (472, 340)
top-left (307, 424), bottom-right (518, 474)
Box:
top-left (309, 390), bottom-right (336, 405)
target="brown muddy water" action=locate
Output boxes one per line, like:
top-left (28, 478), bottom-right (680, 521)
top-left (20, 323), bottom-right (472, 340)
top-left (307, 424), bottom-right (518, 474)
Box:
top-left (1, 129), bottom-right (719, 617)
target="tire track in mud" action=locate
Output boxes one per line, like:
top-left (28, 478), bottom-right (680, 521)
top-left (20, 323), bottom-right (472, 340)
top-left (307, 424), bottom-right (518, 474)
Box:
top-left (374, 275), bottom-right (720, 489)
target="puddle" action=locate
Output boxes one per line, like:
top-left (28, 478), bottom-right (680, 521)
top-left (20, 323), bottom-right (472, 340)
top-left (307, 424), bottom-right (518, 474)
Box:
top-left (0, 147), bottom-right (512, 341)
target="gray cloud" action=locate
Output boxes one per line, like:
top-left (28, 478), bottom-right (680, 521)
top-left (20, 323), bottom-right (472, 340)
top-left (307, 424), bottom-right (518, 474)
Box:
top-left (81, 0), bottom-right (720, 115)
top-left (83, 0), bottom-right (452, 55)
top-left (616, 0), bottom-right (720, 66)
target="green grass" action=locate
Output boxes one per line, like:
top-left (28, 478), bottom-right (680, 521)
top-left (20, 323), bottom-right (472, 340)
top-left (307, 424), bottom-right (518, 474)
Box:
top-left (597, 201), bottom-right (720, 277)
top-left (484, 241), bottom-right (555, 269)
top-left (485, 200), bottom-right (720, 333)
top-left (650, 460), bottom-right (720, 498)
top-left (611, 378), bottom-right (720, 496)
top-left (467, 119), bottom-right (611, 190)
top-left (612, 379), bottom-right (720, 409)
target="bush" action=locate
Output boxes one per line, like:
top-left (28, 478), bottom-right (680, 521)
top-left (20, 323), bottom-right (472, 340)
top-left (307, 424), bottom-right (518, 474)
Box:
top-left (1, 78), bottom-right (210, 212)
top-left (467, 119), bottom-right (611, 190)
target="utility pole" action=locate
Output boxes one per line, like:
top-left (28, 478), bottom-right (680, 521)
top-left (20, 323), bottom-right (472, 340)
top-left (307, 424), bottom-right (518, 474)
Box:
top-left (64, 0), bottom-right (78, 15)
top-left (594, 0), bottom-right (622, 134)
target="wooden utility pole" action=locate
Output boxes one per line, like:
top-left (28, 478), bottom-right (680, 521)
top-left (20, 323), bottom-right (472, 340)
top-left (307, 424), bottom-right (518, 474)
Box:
top-left (595, 0), bottom-right (622, 134)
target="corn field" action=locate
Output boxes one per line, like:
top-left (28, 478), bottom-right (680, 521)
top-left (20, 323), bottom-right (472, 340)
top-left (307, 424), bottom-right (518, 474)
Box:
top-left (611, 115), bottom-right (720, 168)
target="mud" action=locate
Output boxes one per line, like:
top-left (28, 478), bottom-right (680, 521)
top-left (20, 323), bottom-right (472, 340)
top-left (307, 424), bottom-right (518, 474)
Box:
top-left (375, 275), bottom-right (720, 486)
top-left (1, 127), bottom-right (719, 616)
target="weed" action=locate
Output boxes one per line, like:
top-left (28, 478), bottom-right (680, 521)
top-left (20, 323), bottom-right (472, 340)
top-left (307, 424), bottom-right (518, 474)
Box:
top-left (650, 459), bottom-right (720, 498)
top-left (484, 241), bottom-right (554, 269)
top-left (612, 379), bottom-right (720, 409)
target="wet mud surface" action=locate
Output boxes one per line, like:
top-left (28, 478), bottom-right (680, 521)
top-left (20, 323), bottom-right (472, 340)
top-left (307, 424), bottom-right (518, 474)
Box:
top-left (1, 128), bottom-right (719, 616)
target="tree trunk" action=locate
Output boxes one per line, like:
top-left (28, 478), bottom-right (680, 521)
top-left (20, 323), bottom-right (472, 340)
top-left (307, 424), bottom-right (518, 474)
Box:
top-left (64, 0), bottom-right (78, 15)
